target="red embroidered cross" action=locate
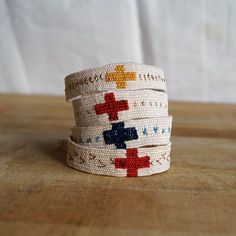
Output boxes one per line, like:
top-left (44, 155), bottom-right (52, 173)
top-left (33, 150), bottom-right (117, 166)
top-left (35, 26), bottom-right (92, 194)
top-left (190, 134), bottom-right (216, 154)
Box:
top-left (94, 93), bottom-right (129, 121)
top-left (115, 148), bottom-right (150, 177)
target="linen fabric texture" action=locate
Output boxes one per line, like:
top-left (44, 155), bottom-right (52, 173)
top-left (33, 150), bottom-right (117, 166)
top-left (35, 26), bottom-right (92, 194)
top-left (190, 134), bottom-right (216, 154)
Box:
top-left (64, 63), bottom-right (172, 177)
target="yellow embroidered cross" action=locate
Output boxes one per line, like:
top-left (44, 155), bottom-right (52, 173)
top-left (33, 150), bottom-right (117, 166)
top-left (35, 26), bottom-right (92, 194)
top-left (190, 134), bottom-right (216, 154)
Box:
top-left (105, 65), bottom-right (136, 89)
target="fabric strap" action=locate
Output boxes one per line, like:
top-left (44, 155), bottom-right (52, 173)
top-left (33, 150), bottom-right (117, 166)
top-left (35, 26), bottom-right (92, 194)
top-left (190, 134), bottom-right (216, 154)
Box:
top-left (65, 63), bottom-right (166, 102)
top-left (66, 137), bottom-right (171, 177)
top-left (64, 62), bottom-right (172, 177)
top-left (71, 116), bottom-right (172, 149)
top-left (72, 89), bottom-right (168, 126)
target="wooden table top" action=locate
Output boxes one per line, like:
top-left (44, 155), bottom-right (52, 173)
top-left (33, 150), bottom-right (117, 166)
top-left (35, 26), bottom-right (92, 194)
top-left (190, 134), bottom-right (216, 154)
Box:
top-left (0, 94), bottom-right (235, 236)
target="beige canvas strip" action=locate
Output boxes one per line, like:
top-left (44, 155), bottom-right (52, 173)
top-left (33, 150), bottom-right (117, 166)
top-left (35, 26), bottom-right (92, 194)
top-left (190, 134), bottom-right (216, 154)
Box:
top-left (67, 137), bottom-right (171, 177)
top-left (72, 89), bottom-right (168, 126)
top-left (65, 63), bottom-right (166, 102)
top-left (64, 63), bottom-right (172, 177)
top-left (71, 116), bottom-right (172, 149)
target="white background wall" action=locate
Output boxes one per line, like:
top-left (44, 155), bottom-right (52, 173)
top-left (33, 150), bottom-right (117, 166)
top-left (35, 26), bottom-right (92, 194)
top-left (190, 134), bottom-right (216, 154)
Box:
top-left (0, 0), bottom-right (235, 103)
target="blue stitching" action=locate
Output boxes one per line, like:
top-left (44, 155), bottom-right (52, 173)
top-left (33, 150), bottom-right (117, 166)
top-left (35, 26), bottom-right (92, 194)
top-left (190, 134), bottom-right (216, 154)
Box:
top-left (95, 136), bottom-right (101, 143)
top-left (142, 127), bottom-right (148, 136)
top-left (153, 126), bottom-right (159, 133)
top-left (103, 122), bottom-right (138, 149)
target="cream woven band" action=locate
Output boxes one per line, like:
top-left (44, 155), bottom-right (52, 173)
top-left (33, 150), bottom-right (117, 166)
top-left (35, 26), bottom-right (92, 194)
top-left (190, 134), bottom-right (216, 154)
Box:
top-left (71, 116), bottom-right (172, 149)
top-left (65, 63), bottom-right (166, 102)
top-left (66, 137), bottom-right (171, 177)
top-left (63, 62), bottom-right (172, 177)
top-left (72, 90), bottom-right (168, 126)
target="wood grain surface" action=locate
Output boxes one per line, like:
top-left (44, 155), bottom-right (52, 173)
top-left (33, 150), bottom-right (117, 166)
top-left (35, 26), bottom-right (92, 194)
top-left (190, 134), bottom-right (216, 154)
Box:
top-left (0, 94), bottom-right (235, 236)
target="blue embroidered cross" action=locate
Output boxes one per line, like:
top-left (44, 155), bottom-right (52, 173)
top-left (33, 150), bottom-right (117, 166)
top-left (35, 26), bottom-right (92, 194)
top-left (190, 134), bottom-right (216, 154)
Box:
top-left (103, 122), bottom-right (138, 149)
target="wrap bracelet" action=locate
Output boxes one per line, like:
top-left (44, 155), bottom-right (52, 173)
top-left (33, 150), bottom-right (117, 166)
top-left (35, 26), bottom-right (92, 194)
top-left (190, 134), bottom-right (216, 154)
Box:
top-left (66, 137), bottom-right (171, 177)
top-left (71, 116), bottom-right (172, 149)
top-left (72, 89), bottom-right (168, 126)
top-left (64, 63), bottom-right (172, 177)
top-left (65, 63), bottom-right (166, 102)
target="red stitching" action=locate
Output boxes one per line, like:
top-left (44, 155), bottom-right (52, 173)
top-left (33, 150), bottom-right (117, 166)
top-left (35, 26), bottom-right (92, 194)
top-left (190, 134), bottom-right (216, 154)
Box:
top-left (114, 148), bottom-right (150, 177)
top-left (94, 93), bottom-right (129, 121)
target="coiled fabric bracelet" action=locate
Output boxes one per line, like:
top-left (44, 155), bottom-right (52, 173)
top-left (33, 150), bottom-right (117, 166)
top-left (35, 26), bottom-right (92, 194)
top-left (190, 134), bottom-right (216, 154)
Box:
top-left (72, 90), bottom-right (168, 126)
top-left (65, 63), bottom-right (166, 102)
top-left (71, 116), bottom-right (172, 149)
top-left (64, 63), bottom-right (172, 177)
top-left (66, 137), bottom-right (171, 177)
